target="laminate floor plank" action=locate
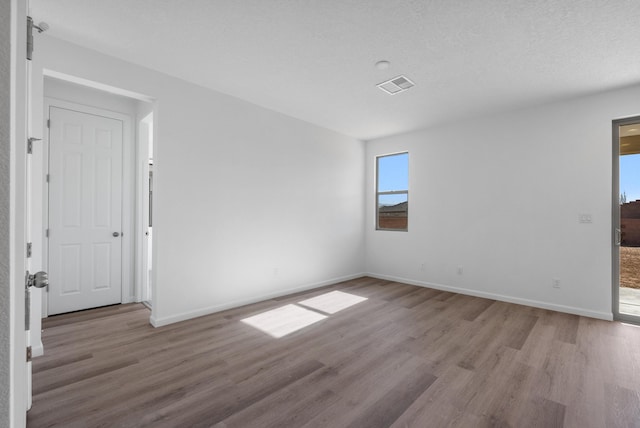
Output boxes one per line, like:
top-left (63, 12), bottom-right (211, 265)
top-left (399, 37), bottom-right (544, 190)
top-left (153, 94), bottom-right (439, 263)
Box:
top-left (563, 367), bottom-right (606, 428)
top-left (142, 359), bottom-right (325, 427)
top-left (220, 348), bottom-right (394, 428)
top-left (28, 277), bottom-right (640, 427)
top-left (455, 310), bottom-right (510, 371)
top-left (551, 312), bottom-right (581, 344)
top-left (392, 287), bottom-right (443, 309)
top-left (32, 354), bottom-right (140, 396)
top-left (604, 383), bottom-right (640, 428)
top-left (377, 282), bottom-right (422, 302)
top-left (501, 313), bottom-right (538, 350)
top-left (457, 297), bottom-right (496, 322)
top-left (31, 354), bottom-right (229, 427)
top-left (300, 351), bottom-right (426, 428)
top-left (343, 367), bottom-right (437, 428)
top-left (515, 320), bottom-right (557, 369)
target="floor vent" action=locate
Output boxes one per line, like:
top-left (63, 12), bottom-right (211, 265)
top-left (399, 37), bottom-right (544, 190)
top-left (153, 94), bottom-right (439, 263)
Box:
top-left (377, 75), bottom-right (415, 95)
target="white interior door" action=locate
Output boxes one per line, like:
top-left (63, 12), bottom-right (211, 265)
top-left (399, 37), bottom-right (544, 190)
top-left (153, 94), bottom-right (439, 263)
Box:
top-left (48, 106), bottom-right (123, 315)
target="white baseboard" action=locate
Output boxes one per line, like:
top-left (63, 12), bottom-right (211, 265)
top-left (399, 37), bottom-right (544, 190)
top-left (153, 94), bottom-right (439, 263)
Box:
top-left (149, 272), bottom-right (366, 327)
top-left (32, 341), bottom-right (44, 357)
top-left (122, 295), bottom-right (136, 304)
top-left (366, 272), bottom-right (614, 321)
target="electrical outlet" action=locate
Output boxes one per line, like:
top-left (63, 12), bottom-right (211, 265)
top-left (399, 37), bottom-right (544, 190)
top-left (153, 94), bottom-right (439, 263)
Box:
top-left (552, 278), bottom-right (560, 288)
top-left (457, 265), bottom-right (463, 275)
top-left (421, 263), bottom-right (426, 272)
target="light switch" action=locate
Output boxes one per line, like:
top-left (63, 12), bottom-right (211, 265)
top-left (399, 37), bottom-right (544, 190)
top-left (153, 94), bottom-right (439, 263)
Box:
top-left (579, 213), bottom-right (592, 223)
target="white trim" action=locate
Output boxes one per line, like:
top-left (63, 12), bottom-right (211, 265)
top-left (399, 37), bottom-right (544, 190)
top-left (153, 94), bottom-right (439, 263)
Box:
top-left (30, 343), bottom-right (43, 358)
top-left (149, 273), bottom-right (366, 327)
top-left (28, 289), bottom-right (42, 356)
top-left (149, 114), bottom-right (158, 319)
top-left (42, 97), bottom-right (135, 314)
top-left (367, 272), bottom-right (614, 321)
top-left (135, 112), bottom-right (152, 305)
top-left (9, 0), bottom-right (28, 424)
top-left (43, 69), bottom-right (155, 103)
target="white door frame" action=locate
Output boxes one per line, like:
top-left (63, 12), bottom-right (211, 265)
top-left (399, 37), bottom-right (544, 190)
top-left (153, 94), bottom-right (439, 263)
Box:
top-left (612, 116), bottom-right (640, 323)
top-left (42, 97), bottom-right (134, 316)
top-left (9, 0), bottom-right (29, 425)
top-left (136, 112), bottom-right (153, 304)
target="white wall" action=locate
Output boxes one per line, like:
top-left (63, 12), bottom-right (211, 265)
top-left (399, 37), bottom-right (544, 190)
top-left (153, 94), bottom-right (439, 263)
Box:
top-left (32, 36), bottom-right (365, 326)
top-left (366, 85), bottom-right (640, 320)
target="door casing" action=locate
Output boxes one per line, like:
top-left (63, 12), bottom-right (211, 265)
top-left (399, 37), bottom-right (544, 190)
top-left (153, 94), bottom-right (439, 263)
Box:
top-left (137, 112), bottom-right (153, 304)
top-left (42, 97), bottom-right (134, 316)
top-left (9, 0), bottom-right (30, 424)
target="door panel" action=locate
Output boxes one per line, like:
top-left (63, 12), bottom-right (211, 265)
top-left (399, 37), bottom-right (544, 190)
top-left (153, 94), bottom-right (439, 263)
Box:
top-left (60, 244), bottom-right (81, 294)
top-left (48, 106), bottom-right (123, 315)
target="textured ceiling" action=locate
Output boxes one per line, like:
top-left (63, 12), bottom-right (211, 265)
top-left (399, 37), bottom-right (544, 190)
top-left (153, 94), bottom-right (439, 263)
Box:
top-left (29, 0), bottom-right (640, 140)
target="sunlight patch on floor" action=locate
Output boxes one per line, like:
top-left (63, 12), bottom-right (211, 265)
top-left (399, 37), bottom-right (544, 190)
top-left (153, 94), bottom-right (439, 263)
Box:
top-left (298, 290), bottom-right (368, 314)
top-left (241, 291), bottom-right (368, 338)
top-left (241, 304), bottom-right (327, 338)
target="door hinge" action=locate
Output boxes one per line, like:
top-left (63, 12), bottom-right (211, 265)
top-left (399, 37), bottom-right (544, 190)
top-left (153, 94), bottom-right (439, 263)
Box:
top-left (46, 174), bottom-right (50, 183)
top-left (27, 137), bottom-right (41, 154)
top-left (27, 16), bottom-right (48, 61)
top-left (26, 242), bottom-right (32, 258)
top-left (45, 229), bottom-right (49, 238)
top-left (27, 17), bottom-right (34, 61)
top-left (47, 119), bottom-right (50, 128)
top-left (26, 346), bottom-right (32, 363)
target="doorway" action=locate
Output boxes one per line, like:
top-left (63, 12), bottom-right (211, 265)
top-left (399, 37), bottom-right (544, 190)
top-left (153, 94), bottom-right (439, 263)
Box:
top-left (613, 117), bottom-right (640, 322)
top-left (34, 77), bottom-right (154, 319)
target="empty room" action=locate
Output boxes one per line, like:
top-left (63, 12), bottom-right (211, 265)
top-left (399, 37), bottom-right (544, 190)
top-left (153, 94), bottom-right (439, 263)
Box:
top-left (3, 0), bottom-right (640, 427)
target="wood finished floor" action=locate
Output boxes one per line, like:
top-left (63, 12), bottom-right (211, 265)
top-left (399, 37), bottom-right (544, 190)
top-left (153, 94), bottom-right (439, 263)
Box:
top-left (28, 277), bottom-right (640, 428)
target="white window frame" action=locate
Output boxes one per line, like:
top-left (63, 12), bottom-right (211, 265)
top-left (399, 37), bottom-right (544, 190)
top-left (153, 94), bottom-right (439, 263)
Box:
top-left (376, 152), bottom-right (409, 231)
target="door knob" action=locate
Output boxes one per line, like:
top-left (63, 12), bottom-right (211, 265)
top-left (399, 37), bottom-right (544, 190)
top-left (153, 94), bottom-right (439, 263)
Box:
top-left (26, 270), bottom-right (48, 289)
top-left (113, 232), bottom-right (120, 237)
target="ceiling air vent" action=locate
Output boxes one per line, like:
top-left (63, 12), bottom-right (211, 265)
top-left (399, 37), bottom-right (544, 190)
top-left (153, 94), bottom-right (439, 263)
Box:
top-left (377, 75), bottom-right (415, 95)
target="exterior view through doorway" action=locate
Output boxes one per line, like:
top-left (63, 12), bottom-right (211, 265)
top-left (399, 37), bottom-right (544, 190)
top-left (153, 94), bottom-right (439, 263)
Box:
top-left (613, 117), bottom-right (640, 322)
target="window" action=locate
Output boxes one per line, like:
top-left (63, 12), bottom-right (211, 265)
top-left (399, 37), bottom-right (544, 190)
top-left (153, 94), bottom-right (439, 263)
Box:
top-left (376, 152), bottom-right (408, 231)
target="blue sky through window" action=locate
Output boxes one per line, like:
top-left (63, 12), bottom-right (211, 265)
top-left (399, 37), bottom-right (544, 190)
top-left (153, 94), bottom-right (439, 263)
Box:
top-left (378, 152), bottom-right (408, 205)
top-left (621, 154), bottom-right (640, 202)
